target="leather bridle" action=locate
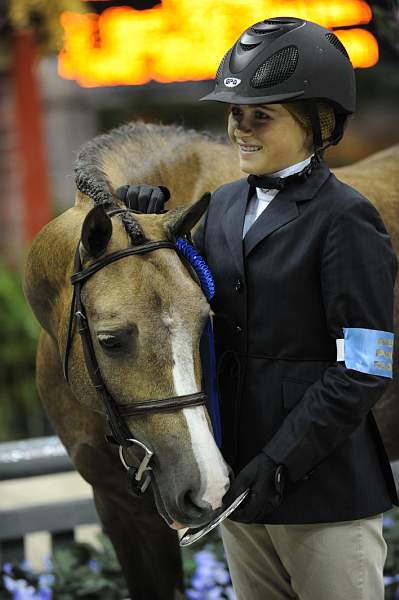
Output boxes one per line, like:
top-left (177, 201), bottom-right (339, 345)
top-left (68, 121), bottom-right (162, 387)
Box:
top-left (63, 207), bottom-right (208, 496)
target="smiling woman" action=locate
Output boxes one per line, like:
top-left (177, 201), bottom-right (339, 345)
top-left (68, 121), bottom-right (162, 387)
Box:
top-left (226, 102), bottom-right (313, 175)
top-left (191, 15), bottom-right (398, 600)
top-left (107, 20), bottom-right (398, 582)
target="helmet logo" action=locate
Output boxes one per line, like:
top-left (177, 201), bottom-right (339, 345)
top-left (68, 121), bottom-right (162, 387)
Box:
top-left (224, 77), bottom-right (241, 87)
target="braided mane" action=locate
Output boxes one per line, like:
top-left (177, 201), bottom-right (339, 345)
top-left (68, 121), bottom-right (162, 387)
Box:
top-left (74, 120), bottom-right (226, 244)
top-left (74, 120), bottom-right (225, 208)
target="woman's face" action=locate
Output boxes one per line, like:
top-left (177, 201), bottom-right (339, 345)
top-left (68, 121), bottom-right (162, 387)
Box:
top-left (227, 103), bottom-right (312, 175)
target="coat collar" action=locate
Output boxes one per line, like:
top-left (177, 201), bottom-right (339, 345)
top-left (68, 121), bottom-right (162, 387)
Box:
top-left (222, 160), bottom-right (331, 274)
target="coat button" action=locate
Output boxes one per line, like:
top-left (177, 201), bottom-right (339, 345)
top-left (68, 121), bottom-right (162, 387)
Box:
top-left (235, 325), bottom-right (243, 334)
top-left (234, 279), bottom-right (242, 292)
top-left (303, 469), bottom-right (315, 481)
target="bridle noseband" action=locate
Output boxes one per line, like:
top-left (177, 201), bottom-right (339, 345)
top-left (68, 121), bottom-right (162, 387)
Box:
top-left (63, 207), bottom-right (209, 496)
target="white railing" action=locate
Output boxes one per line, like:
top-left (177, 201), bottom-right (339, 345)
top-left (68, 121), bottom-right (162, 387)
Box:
top-left (0, 436), bottom-right (100, 568)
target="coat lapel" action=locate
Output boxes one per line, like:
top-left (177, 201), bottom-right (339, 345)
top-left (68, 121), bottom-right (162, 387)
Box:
top-left (221, 180), bottom-right (250, 276)
top-left (243, 160), bottom-right (331, 257)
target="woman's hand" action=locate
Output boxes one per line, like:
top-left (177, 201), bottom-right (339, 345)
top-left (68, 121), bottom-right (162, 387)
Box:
top-left (116, 184), bottom-right (171, 213)
top-left (222, 452), bottom-right (285, 523)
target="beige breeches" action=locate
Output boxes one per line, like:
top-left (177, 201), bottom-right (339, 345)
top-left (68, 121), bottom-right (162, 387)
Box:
top-left (220, 513), bottom-right (387, 600)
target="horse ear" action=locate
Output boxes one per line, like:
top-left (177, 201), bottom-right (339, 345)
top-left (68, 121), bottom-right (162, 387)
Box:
top-left (163, 192), bottom-right (211, 237)
top-left (81, 205), bottom-right (113, 257)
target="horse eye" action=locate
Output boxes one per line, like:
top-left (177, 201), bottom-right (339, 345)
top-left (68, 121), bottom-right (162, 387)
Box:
top-left (98, 334), bottom-right (122, 350)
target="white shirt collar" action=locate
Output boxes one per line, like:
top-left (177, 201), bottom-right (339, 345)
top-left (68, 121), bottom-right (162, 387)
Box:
top-left (257, 154), bottom-right (315, 195)
top-left (269, 154), bottom-right (314, 178)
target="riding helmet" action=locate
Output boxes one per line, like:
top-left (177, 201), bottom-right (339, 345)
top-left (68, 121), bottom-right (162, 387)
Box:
top-left (199, 16), bottom-right (356, 155)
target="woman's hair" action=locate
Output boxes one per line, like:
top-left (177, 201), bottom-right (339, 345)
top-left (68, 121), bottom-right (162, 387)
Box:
top-left (283, 101), bottom-right (336, 152)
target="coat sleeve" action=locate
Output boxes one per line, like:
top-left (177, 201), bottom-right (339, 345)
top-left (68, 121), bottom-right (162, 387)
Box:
top-left (263, 196), bottom-right (398, 485)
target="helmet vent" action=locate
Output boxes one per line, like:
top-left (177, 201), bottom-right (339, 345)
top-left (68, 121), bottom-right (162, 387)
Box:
top-left (251, 27), bottom-right (280, 34)
top-left (240, 42), bottom-right (261, 51)
top-left (263, 19), bottom-right (298, 25)
top-left (250, 18), bottom-right (300, 35)
top-left (250, 46), bottom-right (299, 89)
top-left (215, 49), bottom-right (230, 81)
top-left (326, 33), bottom-right (350, 60)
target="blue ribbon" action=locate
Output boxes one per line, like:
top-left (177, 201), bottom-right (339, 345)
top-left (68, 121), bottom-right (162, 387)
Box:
top-left (176, 237), bottom-right (222, 447)
top-left (200, 317), bottom-right (222, 448)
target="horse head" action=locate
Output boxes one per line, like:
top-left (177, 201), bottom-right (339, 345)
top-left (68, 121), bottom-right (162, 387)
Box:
top-left (63, 193), bottom-right (231, 529)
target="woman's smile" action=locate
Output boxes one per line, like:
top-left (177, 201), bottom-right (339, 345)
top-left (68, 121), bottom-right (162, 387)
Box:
top-left (238, 144), bottom-right (264, 153)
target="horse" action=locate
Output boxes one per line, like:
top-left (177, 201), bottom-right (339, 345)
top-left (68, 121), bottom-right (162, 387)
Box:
top-left (22, 120), bottom-right (399, 599)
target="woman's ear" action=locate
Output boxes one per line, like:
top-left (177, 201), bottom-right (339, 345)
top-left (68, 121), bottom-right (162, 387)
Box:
top-left (81, 205), bottom-right (113, 257)
top-left (162, 192), bottom-right (211, 238)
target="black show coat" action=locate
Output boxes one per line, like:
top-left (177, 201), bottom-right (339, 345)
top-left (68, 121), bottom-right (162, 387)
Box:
top-left (193, 158), bottom-right (399, 524)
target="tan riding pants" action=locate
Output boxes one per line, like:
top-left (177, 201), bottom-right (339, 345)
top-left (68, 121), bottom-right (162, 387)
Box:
top-left (220, 513), bottom-right (387, 600)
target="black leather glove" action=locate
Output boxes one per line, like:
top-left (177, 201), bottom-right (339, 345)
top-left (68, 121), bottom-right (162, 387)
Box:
top-left (116, 184), bottom-right (170, 213)
top-left (222, 452), bottom-right (285, 524)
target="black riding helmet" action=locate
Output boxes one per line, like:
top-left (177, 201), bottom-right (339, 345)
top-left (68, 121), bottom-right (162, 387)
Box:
top-left (199, 16), bottom-right (356, 160)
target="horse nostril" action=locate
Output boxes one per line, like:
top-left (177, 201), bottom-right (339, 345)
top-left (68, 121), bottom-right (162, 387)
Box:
top-left (181, 489), bottom-right (209, 516)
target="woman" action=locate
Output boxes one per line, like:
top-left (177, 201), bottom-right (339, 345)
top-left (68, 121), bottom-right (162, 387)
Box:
top-left (117, 17), bottom-right (398, 600)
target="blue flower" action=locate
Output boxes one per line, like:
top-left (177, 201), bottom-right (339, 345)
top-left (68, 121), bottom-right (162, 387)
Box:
top-left (18, 560), bottom-right (34, 575)
top-left (186, 590), bottom-right (205, 600)
top-left (383, 515), bottom-right (395, 529)
top-left (384, 574), bottom-right (399, 586)
top-left (3, 574), bottom-right (18, 591)
top-left (188, 546), bottom-right (236, 598)
top-left (191, 570), bottom-right (213, 591)
top-left (42, 556), bottom-right (53, 572)
top-left (194, 550), bottom-right (217, 566)
top-left (225, 586), bottom-right (237, 600)
top-left (38, 574), bottom-right (55, 589)
top-left (37, 588), bottom-right (52, 599)
top-left (2, 562), bottom-right (13, 575)
top-left (6, 577), bottom-right (36, 599)
top-left (213, 566), bottom-right (230, 586)
top-left (88, 559), bottom-right (100, 573)
top-left (207, 587), bottom-right (225, 599)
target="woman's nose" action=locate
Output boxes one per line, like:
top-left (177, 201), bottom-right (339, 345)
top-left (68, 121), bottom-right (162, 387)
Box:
top-left (235, 120), bottom-right (252, 134)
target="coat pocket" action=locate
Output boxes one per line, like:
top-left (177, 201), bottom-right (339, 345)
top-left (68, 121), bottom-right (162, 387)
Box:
top-left (282, 377), bottom-right (313, 413)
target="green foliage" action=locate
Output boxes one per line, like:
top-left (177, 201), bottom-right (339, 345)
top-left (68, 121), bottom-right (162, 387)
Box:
top-left (0, 260), bottom-right (45, 442)
top-left (0, 532), bottom-right (129, 599)
top-left (49, 533), bottom-right (128, 599)
top-left (2, 516), bottom-right (399, 598)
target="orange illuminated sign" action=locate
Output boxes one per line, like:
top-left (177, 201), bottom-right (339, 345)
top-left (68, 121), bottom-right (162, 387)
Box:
top-left (58, 0), bottom-right (378, 87)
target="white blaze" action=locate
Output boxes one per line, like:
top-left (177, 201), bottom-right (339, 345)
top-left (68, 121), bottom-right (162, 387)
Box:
top-left (168, 314), bottom-right (230, 510)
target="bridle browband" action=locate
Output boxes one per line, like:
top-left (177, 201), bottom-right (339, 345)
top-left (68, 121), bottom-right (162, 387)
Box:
top-left (63, 207), bottom-right (208, 495)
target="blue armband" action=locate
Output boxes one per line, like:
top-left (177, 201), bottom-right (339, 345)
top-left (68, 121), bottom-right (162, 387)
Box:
top-left (336, 328), bottom-right (394, 378)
